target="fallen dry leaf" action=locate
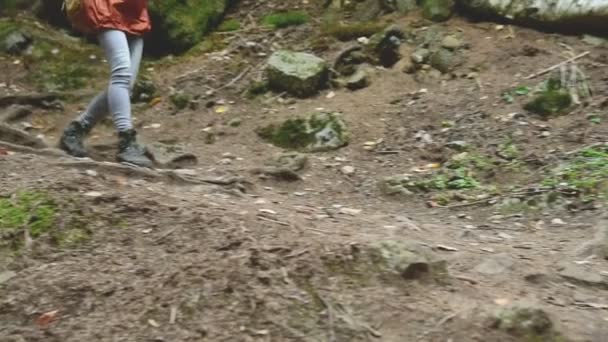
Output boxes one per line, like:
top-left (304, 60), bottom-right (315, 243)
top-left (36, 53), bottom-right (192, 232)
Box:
top-left (0, 147), bottom-right (8, 156)
top-left (37, 310), bottom-right (59, 328)
top-left (149, 97), bottom-right (162, 106)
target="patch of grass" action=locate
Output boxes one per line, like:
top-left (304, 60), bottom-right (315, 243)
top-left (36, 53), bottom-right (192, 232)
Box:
top-left (218, 19), bottom-right (241, 32)
top-left (543, 145), bottom-right (608, 199)
top-left (0, 17), bottom-right (104, 92)
top-left (0, 191), bottom-right (56, 239)
top-left (322, 21), bottom-right (386, 41)
top-left (0, 191), bottom-right (95, 254)
top-left (501, 85), bottom-right (531, 104)
top-left (170, 92), bottom-right (192, 110)
top-left (262, 11), bottom-right (310, 29)
top-left (498, 139), bottom-right (520, 160)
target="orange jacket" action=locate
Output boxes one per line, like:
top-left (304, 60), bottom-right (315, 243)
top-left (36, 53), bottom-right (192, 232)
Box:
top-left (79, 0), bottom-right (151, 36)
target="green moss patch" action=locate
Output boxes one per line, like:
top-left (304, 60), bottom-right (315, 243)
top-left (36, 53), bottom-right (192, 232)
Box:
top-left (147, 0), bottom-right (235, 55)
top-left (380, 151), bottom-right (499, 205)
top-left (0, 17), bottom-right (105, 92)
top-left (218, 19), bottom-right (241, 32)
top-left (0, 191), bottom-right (56, 239)
top-left (0, 191), bottom-right (92, 254)
top-left (524, 79), bottom-right (575, 117)
top-left (257, 112), bottom-right (349, 152)
top-left (543, 145), bottom-right (608, 199)
top-left (262, 10), bottom-right (310, 29)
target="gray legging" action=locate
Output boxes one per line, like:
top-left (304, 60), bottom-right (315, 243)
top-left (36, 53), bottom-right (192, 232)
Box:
top-left (79, 30), bottom-right (143, 132)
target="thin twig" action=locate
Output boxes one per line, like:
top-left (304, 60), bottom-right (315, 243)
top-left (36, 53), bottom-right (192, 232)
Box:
top-left (213, 66), bottom-right (252, 92)
top-left (524, 51), bottom-right (590, 80)
top-left (256, 215), bottom-right (292, 227)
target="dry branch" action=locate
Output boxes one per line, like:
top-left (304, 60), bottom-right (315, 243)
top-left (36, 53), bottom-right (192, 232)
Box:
top-left (524, 51), bottom-right (590, 80)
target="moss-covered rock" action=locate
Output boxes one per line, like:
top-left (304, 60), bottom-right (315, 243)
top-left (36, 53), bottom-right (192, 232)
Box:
top-left (524, 89), bottom-right (572, 117)
top-left (147, 0), bottom-right (236, 55)
top-left (266, 50), bottom-right (328, 97)
top-left (429, 47), bottom-right (455, 73)
top-left (368, 240), bottom-right (448, 280)
top-left (365, 25), bottom-right (406, 67)
top-left (421, 0), bottom-right (454, 22)
top-left (492, 305), bottom-right (563, 340)
top-left (257, 112), bottom-right (349, 152)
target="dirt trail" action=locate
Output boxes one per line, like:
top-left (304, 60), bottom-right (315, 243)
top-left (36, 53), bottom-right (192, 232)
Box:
top-left (1, 2), bottom-right (608, 341)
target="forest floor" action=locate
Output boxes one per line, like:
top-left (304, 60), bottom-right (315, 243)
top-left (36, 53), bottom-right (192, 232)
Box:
top-left (1, 1), bottom-right (608, 341)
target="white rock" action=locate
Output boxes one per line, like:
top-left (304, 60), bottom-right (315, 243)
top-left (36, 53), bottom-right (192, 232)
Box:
top-left (341, 165), bottom-right (356, 175)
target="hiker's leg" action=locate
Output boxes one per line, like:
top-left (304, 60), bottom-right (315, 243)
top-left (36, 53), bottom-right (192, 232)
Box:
top-left (78, 33), bottom-right (143, 128)
top-left (99, 29), bottom-right (134, 132)
top-left (128, 35), bottom-right (144, 89)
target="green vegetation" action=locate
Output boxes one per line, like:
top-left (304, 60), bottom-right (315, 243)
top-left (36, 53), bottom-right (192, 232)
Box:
top-left (501, 85), bottom-right (531, 104)
top-left (147, 0), bottom-right (235, 55)
top-left (322, 21), bottom-right (386, 41)
top-left (524, 79), bottom-right (573, 116)
top-left (218, 19), bottom-right (241, 32)
top-left (0, 17), bottom-right (104, 92)
top-left (543, 145), bottom-right (608, 199)
top-left (0, 190), bottom-right (93, 254)
top-left (0, 191), bottom-right (56, 239)
top-left (262, 10), bottom-right (310, 29)
top-left (170, 92), bottom-right (192, 110)
top-left (498, 139), bottom-right (520, 160)
top-left (257, 112), bottom-right (348, 151)
top-left (587, 113), bottom-right (602, 124)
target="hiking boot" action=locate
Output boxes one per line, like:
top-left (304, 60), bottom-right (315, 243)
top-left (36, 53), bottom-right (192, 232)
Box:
top-left (59, 120), bottom-right (90, 158)
top-left (116, 129), bottom-right (153, 168)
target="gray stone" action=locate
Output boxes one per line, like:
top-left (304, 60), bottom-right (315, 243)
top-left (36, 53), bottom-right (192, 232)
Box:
top-left (576, 218), bottom-right (608, 260)
top-left (147, 142), bottom-right (198, 169)
top-left (429, 48), bottom-right (455, 73)
top-left (3, 31), bottom-right (32, 55)
top-left (445, 140), bottom-right (470, 151)
top-left (266, 152), bottom-right (308, 172)
top-left (411, 48), bottom-right (431, 64)
top-left (558, 263), bottom-right (607, 289)
top-left (441, 35), bottom-right (462, 50)
top-left (266, 50), bottom-right (328, 98)
top-left (369, 240), bottom-right (448, 279)
top-left (251, 152), bottom-right (308, 181)
top-left (474, 253), bottom-right (515, 275)
top-left (379, 174), bottom-right (415, 197)
top-left (582, 35), bottom-right (606, 46)
top-left (0, 271), bottom-right (17, 284)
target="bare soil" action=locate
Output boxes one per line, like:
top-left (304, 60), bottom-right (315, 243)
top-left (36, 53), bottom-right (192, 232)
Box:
top-left (1, 1), bottom-right (607, 341)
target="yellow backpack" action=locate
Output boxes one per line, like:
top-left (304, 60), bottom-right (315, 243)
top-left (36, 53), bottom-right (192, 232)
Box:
top-left (63, 0), bottom-right (90, 33)
top-left (63, 0), bottom-right (82, 18)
